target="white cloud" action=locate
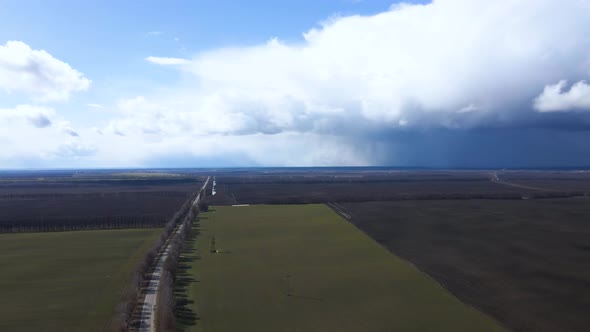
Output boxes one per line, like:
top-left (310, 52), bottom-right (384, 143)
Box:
top-left (145, 56), bottom-right (190, 65)
top-left (84, 0), bottom-right (590, 166)
top-left (167, 0), bottom-right (589, 133)
top-left (0, 105), bottom-right (90, 167)
top-left (54, 142), bottom-right (97, 158)
top-left (0, 41), bottom-right (90, 102)
top-left (0, 104), bottom-right (55, 127)
top-left (5, 0), bottom-right (590, 167)
top-left (534, 80), bottom-right (590, 112)
top-left (458, 104), bottom-right (480, 113)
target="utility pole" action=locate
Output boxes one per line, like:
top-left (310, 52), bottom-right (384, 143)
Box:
top-left (210, 235), bottom-right (217, 253)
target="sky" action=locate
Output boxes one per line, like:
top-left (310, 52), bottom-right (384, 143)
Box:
top-left (1, 0), bottom-right (590, 168)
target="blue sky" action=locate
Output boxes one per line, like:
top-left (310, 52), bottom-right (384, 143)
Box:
top-left (1, 0), bottom-right (590, 168)
top-left (0, 0), bottom-right (420, 125)
top-left (0, 1), bottom-right (408, 84)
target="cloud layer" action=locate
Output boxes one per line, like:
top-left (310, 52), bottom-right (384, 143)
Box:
top-left (0, 41), bottom-right (90, 102)
top-left (126, 0), bottom-right (590, 166)
top-left (4, 0), bottom-right (590, 167)
top-left (139, 0), bottom-right (590, 136)
top-left (0, 104), bottom-right (89, 167)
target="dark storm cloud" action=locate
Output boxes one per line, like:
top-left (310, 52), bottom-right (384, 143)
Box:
top-left (370, 128), bottom-right (590, 168)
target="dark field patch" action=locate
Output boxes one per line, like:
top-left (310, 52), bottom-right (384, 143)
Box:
top-left (499, 171), bottom-right (590, 192)
top-left (208, 172), bottom-right (529, 205)
top-left (0, 175), bottom-right (204, 231)
top-left (342, 199), bottom-right (590, 332)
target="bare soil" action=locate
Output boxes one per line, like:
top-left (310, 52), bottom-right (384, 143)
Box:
top-left (342, 199), bottom-right (590, 332)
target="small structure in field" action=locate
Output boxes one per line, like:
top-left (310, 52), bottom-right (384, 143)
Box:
top-left (210, 235), bottom-right (217, 253)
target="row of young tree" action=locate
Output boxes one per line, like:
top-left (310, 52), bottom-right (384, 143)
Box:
top-left (1, 188), bottom-right (202, 233)
top-left (110, 189), bottom-right (203, 331)
top-left (0, 190), bottom-right (189, 200)
top-left (156, 216), bottom-right (194, 331)
top-left (155, 200), bottom-right (209, 331)
top-left (0, 215), bottom-right (169, 233)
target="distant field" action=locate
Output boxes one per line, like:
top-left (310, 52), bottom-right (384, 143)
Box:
top-left (0, 228), bottom-right (161, 332)
top-left (0, 176), bottom-right (202, 231)
top-left (205, 171), bottom-right (590, 206)
top-left (177, 205), bottom-right (503, 332)
top-left (342, 199), bottom-right (590, 332)
top-left (489, 171), bottom-right (590, 192)
top-left (209, 178), bottom-right (525, 205)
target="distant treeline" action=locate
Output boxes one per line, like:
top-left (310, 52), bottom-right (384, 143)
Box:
top-left (276, 191), bottom-right (590, 204)
top-left (0, 191), bottom-right (189, 200)
top-left (0, 215), bottom-right (168, 233)
top-left (0, 178), bottom-right (199, 187)
top-left (219, 177), bottom-right (488, 185)
top-left (218, 190), bottom-right (590, 205)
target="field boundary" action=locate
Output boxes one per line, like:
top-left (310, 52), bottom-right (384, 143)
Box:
top-left (340, 203), bottom-right (509, 332)
top-left (326, 202), bottom-right (352, 220)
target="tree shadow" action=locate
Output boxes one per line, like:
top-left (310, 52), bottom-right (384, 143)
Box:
top-left (174, 223), bottom-right (201, 330)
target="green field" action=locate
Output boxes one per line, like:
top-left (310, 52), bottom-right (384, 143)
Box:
top-left (177, 204), bottom-right (504, 331)
top-left (0, 228), bottom-right (161, 332)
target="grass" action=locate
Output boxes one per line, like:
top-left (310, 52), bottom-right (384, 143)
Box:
top-left (176, 204), bottom-right (504, 332)
top-left (0, 228), bottom-right (161, 332)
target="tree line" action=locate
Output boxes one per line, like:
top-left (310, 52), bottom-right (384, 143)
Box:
top-left (0, 189), bottom-right (200, 233)
top-left (0, 215), bottom-right (168, 233)
top-left (109, 189), bottom-right (202, 331)
top-left (156, 216), bottom-right (194, 331)
top-left (0, 190), bottom-right (189, 200)
top-left (154, 199), bottom-right (208, 330)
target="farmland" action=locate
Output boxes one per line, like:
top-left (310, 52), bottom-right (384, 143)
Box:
top-left (498, 171), bottom-right (590, 191)
top-left (0, 228), bottom-right (161, 332)
top-left (0, 171), bottom-right (204, 231)
top-left (176, 204), bottom-right (503, 332)
top-left (197, 170), bottom-right (590, 332)
top-left (342, 199), bottom-right (590, 332)
top-left (3, 168), bottom-right (590, 331)
top-left (206, 170), bottom-right (590, 205)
